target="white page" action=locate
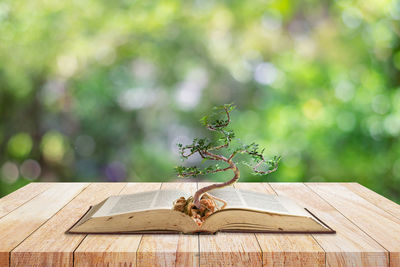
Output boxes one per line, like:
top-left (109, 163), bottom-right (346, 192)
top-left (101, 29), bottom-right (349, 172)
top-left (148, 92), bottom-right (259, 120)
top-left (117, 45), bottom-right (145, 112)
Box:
top-left (152, 190), bottom-right (191, 209)
top-left (239, 190), bottom-right (288, 213)
top-left (207, 186), bottom-right (246, 208)
top-left (207, 187), bottom-right (307, 215)
top-left (239, 189), bottom-right (310, 216)
top-left (94, 190), bottom-right (190, 216)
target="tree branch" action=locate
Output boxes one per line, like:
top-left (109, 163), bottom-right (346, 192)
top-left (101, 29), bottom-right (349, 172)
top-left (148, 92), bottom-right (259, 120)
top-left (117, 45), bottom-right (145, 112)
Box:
top-left (203, 150), bottom-right (228, 162)
top-left (206, 106), bottom-right (231, 131)
top-left (227, 149), bottom-right (246, 161)
top-left (207, 166), bottom-right (231, 174)
top-left (174, 103), bottom-right (280, 211)
top-left (251, 154), bottom-right (281, 175)
top-left (209, 143), bottom-right (229, 151)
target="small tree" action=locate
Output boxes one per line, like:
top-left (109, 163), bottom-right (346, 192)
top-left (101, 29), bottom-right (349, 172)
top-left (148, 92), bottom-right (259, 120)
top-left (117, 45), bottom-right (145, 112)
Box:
top-left (173, 104), bottom-right (280, 224)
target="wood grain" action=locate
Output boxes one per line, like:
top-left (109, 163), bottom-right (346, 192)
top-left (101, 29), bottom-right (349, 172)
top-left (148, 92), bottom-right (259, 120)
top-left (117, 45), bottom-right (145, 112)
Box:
top-left (270, 183), bottom-right (389, 267)
top-left (136, 182), bottom-right (199, 267)
top-left (235, 183), bottom-right (325, 267)
top-left (0, 183), bottom-right (89, 267)
top-left (198, 182), bottom-right (262, 267)
top-left (2, 182), bottom-right (398, 267)
top-left (305, 183), bottom-right (400, 267)
top-left (11, 183), bottom-right (126, 267)
top-left (0, 182), bottom-right (53, 219)
top-left (342, 182), bottom-right (400, 219)
top-left (74, 183), bottom-right (162, 267)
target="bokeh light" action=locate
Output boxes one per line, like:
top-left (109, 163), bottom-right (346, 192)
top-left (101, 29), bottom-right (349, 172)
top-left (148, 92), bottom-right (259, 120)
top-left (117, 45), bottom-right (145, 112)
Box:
top-left (20, 159), bottom-right (41, 180)
top-left (1, 162), bottom-right (19, 184)
top-left (7, 133), bottom-right (32, 159)
top-left (0, 0), bottom-right (399, 203)
top-left (41, 131), bottom-right (67, 163)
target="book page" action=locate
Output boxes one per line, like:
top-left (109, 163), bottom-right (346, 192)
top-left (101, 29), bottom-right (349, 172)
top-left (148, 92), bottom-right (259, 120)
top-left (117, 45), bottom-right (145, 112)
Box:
top-left (152, 190), bottom-right (191, 209)
top-left (239, 189), bottom-right (310, 216)
top-left (109, 191), bottom-right (158, 214)
top-left (93, 190), bottom-right (190, 216)
top-left (208, 187), bottom-right (306, 215)
top-left (239, 190), bottom-right (288, 213)
top-left (207, 187), bottom-right (246, 208)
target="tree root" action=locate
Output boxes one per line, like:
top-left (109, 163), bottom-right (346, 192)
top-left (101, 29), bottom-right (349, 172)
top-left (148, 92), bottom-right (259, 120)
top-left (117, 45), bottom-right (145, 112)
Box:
top-left (173, 193), bottom-right (227, 226)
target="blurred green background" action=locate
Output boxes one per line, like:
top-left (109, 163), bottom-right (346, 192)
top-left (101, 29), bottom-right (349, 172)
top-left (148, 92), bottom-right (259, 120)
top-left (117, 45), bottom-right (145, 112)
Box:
top-left (0, 0), bottom-right (399, 203)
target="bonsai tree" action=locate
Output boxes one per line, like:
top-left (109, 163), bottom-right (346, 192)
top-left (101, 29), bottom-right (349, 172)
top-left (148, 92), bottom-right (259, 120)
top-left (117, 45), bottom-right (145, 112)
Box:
top-left (173, 104), bottom-right (281, 225)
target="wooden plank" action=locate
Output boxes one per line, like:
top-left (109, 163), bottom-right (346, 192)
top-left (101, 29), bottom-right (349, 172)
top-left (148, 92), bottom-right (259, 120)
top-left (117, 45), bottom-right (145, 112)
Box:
top-left (342, 182), bottom-right (400, 219)
top-left (300, 183), bottom-right (400, 266)
top-left (0, 182), bottom-right (53, 218)
top-left (11, 183), bottom-right (127, 267)
top-left (74, 183), bottom-right (162, 267)
top-left (235, 183), bottom-right (325, 267)
top-left (0, 183), bottom-right (89, 267)
top-left (306, 183), bottom-right (400, 266)
top-left (270, 183), bottom-right (389, 267)
top-left (1, 182), bottom-right (397, 267)
top-left (198, 182), bottom-right (262, 267)
top-left (136, 182), bottom-right (199, 267)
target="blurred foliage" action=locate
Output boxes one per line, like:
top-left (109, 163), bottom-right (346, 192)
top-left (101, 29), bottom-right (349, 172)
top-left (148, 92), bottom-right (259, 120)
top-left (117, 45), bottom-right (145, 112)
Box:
top-left (0, 0), bottom-right (400, 203)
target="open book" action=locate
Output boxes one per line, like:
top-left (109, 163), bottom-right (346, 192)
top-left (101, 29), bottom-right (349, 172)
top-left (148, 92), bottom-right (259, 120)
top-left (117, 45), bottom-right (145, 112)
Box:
top-left (68, 187), bottom-right (334, 234)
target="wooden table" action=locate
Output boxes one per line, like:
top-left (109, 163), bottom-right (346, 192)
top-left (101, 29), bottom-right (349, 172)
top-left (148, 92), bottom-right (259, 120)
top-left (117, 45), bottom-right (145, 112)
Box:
top-left (0, 182), bottom-right (399, 267)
